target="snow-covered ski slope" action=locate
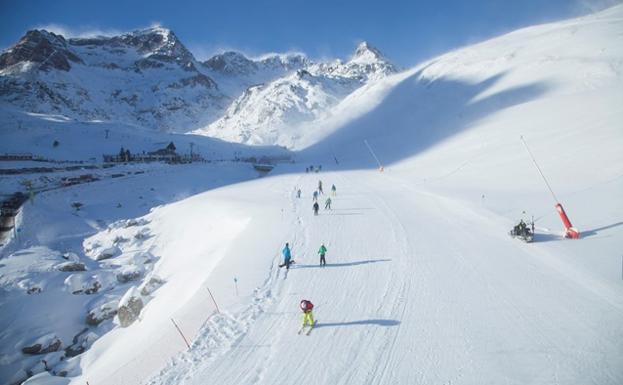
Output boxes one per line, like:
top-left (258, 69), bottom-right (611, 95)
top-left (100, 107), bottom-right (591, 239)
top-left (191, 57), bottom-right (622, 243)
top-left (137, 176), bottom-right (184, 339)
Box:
top-left (17, 5), bottom-right (623, 385)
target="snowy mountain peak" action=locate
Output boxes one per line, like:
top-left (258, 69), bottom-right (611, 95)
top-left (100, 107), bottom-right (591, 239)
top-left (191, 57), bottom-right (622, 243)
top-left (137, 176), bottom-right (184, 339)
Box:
top-left (0, 29), bottom-right (83, 72)
top-left (203, 51), bottom-right (258, 75)
top-left (353, 41), bottom-right (384, 61)
top-left (256, 52), bottom-right (309, 70)
top-left (117, 27), bottom-right (195, 63)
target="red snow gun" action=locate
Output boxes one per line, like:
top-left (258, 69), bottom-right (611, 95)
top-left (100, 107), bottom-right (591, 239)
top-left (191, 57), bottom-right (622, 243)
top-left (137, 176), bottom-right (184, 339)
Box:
top-left (555, 203), bottom-right (580, 239)
top-left (520, 136), bottom-right (580, 240)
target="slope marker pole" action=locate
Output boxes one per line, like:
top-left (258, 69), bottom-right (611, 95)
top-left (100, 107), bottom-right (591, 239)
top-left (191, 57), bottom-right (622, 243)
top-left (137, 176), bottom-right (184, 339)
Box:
top-left (207, 287), bottom-right (221, 314)
top-left (171, 318), bottom-right (191, 350)
top-left (364, 139), bottom-right (384, 172)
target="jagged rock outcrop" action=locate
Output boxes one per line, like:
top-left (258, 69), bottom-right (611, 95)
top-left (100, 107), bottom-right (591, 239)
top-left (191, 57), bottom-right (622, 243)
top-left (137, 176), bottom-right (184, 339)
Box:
top-left (0, 30), bottom-right (83, 72)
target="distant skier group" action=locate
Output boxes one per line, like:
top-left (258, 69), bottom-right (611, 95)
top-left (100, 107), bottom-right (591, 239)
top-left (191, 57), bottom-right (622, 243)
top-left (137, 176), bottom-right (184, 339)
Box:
top-left (307, 179), bottom-right (336, 215)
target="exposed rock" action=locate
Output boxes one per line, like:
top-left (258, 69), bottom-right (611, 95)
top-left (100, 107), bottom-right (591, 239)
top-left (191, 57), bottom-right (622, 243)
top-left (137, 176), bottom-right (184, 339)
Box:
top-left (65, 328), bottom-right (98, 357)
top-left (56, 261), bottom-right (86, 272)
top-left (64, 274), bottom-right (102, 295)
top-left (139, 275), bottom-right (166, 296)
top-left (26, 286), bottom-right (42, 294)
top-left (117, 287), bottom-right (143, 327)
top-left (62, 252), bottom-right (80, 261)
top-left (0, 30), bottom-right (83, 72)
top-left (116, 265), bottom-right (142, 283)
top-left (96, 245), bottom-right (120, 261)
top-left (113, 235), bottom-right (129, 244)
top-left (21, 334), bottom-right (62, 355)
top-left (86, 299), bottom-right (118, 325)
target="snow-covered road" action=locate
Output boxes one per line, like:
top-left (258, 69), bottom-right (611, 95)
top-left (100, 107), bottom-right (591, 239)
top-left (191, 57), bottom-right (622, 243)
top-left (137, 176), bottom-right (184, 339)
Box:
top-left (149, 167), bottom-right (623, 385)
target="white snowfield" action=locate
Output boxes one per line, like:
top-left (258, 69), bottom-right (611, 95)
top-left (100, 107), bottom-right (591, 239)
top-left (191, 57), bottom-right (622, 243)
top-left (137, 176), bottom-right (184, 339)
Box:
top-left (4, 4), bottom-right (623, 385)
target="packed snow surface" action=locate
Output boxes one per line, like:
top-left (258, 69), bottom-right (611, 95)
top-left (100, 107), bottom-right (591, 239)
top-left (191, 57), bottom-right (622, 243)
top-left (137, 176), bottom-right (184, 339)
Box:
top-left (1, 4), bottom-right (622, 385)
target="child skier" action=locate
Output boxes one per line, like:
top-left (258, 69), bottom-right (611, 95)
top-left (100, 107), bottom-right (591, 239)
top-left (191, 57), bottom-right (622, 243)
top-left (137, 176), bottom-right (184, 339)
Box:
top-left (318, 243), bottom-right (327, 267)
top-left (312, 190), bottom-right (318, 202)
top-left (331, 184), bottom-right (336, 196)
top-left (300, 299), bottom-right (315, 329)
top-left (313, 202), bottom-right (319, 215)
top-left (324, 197), bottom-right (332, 210)
top-left (281, 243), bottom-right (292, 269)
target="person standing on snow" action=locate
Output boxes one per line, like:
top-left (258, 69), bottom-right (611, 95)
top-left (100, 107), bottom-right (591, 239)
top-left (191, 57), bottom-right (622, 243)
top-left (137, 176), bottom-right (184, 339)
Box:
top-left (331, 184), bottom-right (336, 196)
top-left (324, 197), bottom-right (332, 210)
top-left (318, 180), bottom-right (323, 194)
top-left (297, 189), bottom-right (301, 198)
top-left (313, 202), bottom-right (319, 215)
top-left (313, 190), bottom-right (318, 202)
top-left (300, 299), bottom-right (315, 327)
top-left (282, 243), bottom-right (292, 269)
top-left (318, 243), bottom-right (327, 267)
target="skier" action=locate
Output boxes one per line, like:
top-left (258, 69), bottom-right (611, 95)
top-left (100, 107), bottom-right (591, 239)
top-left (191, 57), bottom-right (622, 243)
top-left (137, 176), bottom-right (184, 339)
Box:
top-left (297, 189), bottom-right (301, 198)
top-left (312, 190), bottom-right (318, 202)
top-left (324, 197), bottom-right (332, 210)
top-left (313, 202), bottom-right (319, 215)
top-left (318, 180), bottom-right (323, 194)
top-left (281, 243), bottom-right (292, 269)
top-left (318, 243), bottom-right (327, 267)
top-left (331, 184), bottom-right (336, 196)
top-left (300, 299), bottom-right (315, 329)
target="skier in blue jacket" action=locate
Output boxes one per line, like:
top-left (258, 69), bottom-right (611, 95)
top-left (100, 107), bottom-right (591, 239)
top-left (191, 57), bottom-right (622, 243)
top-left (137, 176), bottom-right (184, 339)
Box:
top-left (281, 243), bottom-right (292, 269)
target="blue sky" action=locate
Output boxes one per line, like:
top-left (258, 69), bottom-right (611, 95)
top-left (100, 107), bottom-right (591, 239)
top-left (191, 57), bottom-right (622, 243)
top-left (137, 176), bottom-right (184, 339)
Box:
top-left (0, 0), bottom-right (619, 66)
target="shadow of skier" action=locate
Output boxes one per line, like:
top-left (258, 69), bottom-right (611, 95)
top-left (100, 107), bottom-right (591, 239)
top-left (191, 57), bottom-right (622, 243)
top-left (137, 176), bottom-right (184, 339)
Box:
top-left (315, 319), bottom-right (400, 328)
top-left (294, 259), bottom-right (391, 268)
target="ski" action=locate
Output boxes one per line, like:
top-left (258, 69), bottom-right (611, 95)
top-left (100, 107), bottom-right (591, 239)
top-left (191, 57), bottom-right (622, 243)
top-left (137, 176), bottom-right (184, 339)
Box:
top-left (306, 320), bottom-right (317, 336)
top-left (278, 260), bottom-right (296, 268)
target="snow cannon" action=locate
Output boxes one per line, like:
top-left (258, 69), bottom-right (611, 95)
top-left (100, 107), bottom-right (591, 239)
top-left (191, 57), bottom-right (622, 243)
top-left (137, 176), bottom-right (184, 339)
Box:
top-left (555, 203), bottom-right (580, 239)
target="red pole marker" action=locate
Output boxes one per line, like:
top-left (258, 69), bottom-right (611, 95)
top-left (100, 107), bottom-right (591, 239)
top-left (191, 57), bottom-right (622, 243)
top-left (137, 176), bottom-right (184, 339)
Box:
top-left (555, 203), bottom-right (580, 239)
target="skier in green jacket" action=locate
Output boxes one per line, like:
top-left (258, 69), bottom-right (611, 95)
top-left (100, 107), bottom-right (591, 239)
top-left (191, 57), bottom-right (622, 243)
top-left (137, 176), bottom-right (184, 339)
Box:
top-left (318, 243), bottom-right (327, 267)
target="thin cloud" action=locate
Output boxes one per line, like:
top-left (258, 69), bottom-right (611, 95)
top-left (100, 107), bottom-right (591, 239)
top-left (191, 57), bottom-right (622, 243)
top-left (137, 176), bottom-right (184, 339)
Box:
top-left (572, 0), bottom-right (622, 12)
top-left (33, 23), bottom-right (122, 38)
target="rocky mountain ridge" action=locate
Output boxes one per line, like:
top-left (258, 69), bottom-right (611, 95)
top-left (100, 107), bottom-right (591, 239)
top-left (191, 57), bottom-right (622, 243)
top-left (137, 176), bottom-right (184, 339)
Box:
top-left (0, 27), bottom-right (396, 145)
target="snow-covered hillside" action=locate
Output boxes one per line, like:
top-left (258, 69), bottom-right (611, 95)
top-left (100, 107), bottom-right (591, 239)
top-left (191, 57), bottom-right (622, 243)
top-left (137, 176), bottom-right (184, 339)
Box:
top-left (1, 4), bottom-right (623, 385)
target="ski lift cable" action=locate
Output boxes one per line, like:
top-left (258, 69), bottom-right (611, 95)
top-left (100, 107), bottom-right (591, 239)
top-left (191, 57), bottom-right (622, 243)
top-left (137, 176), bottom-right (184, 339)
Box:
top-left (520, 135), bottom-right (559, 203)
